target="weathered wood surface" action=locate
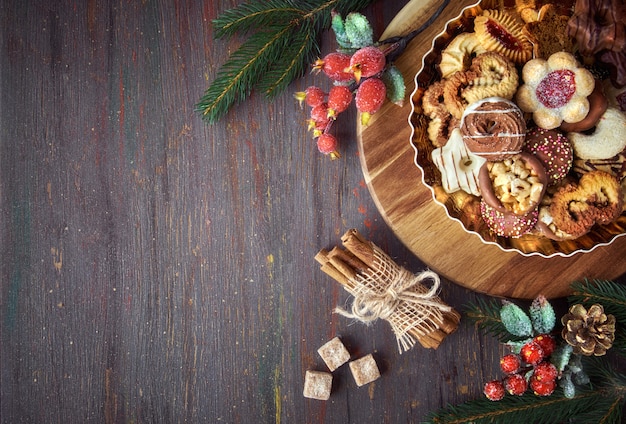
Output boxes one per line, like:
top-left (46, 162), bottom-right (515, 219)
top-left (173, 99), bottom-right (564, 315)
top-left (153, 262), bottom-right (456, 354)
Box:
top-left (358, 0), bottom-right (626, 300)
top-left (0, 1), bottom-right (623, 423)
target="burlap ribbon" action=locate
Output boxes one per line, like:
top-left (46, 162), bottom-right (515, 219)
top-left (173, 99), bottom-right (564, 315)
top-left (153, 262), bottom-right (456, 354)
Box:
top-left (335, 246), bottom-right (451, 353)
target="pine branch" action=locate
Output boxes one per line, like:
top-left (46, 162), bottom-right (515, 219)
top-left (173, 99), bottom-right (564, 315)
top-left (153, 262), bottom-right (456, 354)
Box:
top-left (213, 1), bottom-right (306, 38)
top-left (569, 279), bottom-right (626, 324)
top-left (464, 297), bottom-right (514, 343)
top-left (427, 388), bottom-right (604, 424)
top-left (569, 279), bottom-right (626, 355)
top-left (260, 22), bottom-right (317, 97)
top-left (196, 0), bottom-right (377, 124)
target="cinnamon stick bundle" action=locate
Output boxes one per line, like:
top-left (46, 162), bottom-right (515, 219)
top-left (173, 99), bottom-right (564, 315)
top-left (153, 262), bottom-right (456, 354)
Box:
top-left (315, 229), bottom-right (460, 351)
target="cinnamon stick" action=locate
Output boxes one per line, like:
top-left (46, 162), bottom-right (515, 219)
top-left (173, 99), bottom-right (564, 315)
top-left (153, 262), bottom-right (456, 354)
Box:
top-left (316, 230), bottom-right (460, 350)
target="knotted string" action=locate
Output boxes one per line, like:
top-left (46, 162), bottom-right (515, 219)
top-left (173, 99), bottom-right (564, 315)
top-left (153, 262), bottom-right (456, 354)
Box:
top-left (335, 246), bottom-right (451, 353)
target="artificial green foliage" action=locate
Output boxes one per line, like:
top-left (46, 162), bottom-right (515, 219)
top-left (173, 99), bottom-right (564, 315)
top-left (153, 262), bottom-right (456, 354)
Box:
top-left (196, 0), bottom-right (377, 123)
top-left (342, 12), bottom-right (373, 49)
top-left (382, 65), bottom-right (405, 106)
top-left (331, 11), bottom-right (351, 49)
top-left (529, 295), bottom-right (556, 335)
top-left (500, 301), bottom-right (533, 338)
top-left (552, 344), bottom-right (574, 373)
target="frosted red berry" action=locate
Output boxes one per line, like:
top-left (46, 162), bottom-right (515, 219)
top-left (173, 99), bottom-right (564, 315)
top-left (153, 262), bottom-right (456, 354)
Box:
top-left (313, 53), bottom-right (353, 82)
top-left (356, 78), bottom-right (386, 113)
top-left (316, 133), bottom-right (339, 155)
top-left (532, 334), bottom-right (556, 357)
top-left (304, 86), bottom-right (326, 107)
top-left (533, 361), bottom-right (558, 382)
top-left (504, 373), bottom-right (528, 396)
top-left (327, 85), bottom-right (353, 118)
top-left (520, 341), bottom-right (544, 365)
top-left (500, 354), bottom-right (522, 374)
top-left (530, 374), bottom-right (556, 396)
top-left (484, 380), bottom-right (505, 401)
top-left (348, 46), bottom-right (386, 82)
top-left (310, 102), bottom-right (331, 130)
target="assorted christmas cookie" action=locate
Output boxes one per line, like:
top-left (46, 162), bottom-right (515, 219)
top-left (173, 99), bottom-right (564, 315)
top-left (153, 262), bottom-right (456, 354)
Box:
top-left (416, 2), bottom-right (626, 242)
top-left (479, 152), bottom-right (547, 216)
top-left (474, 9), bottom-right (533, 64)
top-left (443, 52), bottom-right (519, 119)
top-left (567, 108), bottom-right (626, 160)
top-left (523, 127), bottom-right (573, 186)
top-left (431, 128), bottom-right (486, 197)
top-left (548, 171), bottom-right (623, 238)
top-left (516, 52), bottom-right (595, 130)
top-left (460, 97), bottom-right (526, 161)
top-left (522, 4), bottom-right (574, 59)
top-left (439, 33), bottom-right (487, 79)
top-left (480, 200), bottom-right (539, 238)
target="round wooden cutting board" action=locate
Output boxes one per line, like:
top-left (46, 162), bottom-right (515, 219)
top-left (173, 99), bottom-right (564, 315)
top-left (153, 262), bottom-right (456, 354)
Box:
top-left (357, 0), bottom-right (626, 299)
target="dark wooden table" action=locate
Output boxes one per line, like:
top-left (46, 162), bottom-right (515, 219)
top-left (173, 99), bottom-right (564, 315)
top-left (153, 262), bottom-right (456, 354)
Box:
top-left (2, 1), bottom-right (624, 423)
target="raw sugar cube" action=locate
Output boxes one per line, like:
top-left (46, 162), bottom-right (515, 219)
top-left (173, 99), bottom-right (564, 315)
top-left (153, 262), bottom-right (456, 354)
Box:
top-left (349, 354), bottom-right (380, 387)
top-left (303, 370), bottom-right (333, 400)
top-left (317, 336), bottom-right (350, 371)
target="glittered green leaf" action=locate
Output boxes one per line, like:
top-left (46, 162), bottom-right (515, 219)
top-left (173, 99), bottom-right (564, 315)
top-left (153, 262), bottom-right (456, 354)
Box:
top-left (331, 10), bottom-right (352, 49)
top-left (552, 344), bottom-right (573, 373)
top-left (344, 12), bottom-right (373, 49)
top-left (529, 295), bottom-right (556, 335)
top-left (382, 65), bottom-right (405, 106)
top-left (500, 301), bottom-right (533, 337)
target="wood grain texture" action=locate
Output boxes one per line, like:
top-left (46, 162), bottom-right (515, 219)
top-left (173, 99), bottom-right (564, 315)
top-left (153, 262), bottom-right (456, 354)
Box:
top-left (0, 1), bottom-right (623, 423)
top-left (358, 0), bottom-right (626, 300)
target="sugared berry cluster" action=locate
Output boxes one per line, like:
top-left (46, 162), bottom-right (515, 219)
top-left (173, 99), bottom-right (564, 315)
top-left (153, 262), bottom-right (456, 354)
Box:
top-left (484, 334), bottom-right (559, 400)
top-left (295, 12), bottom-right (405, 159)
top-left (296, 47), bottom-right (388, 158)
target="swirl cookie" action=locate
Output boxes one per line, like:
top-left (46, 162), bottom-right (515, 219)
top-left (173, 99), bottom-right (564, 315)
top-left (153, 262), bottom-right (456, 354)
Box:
top-left (549, 170), bottom-right (623, 238)
top-left (439, 33), bottom-right (487, 79)
top-left (460, 97), bottom-right (526, 161)
top-left (444, 52), bottom-right (519, 119)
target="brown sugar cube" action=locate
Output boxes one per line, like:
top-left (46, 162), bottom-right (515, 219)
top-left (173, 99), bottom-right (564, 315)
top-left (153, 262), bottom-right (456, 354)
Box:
top-left (349, 354), bottom-right (380, 387)
top-left (317, 336), bottom-right (351, 371)
top-left (303, 370), bottom-right (333, 400)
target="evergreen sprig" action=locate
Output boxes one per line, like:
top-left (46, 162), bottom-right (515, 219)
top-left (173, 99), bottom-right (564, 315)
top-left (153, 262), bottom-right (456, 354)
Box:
top-left (465, 297), bottom-right (521, 343)
top-left (196, 0), bottom-right (377, 123)
top-left (426, 384), bottom-right (622, 424)
top-left (569, 279), bottom-right (626, 354)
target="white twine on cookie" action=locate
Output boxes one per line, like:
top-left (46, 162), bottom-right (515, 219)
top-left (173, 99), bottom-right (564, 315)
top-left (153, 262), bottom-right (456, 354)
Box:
top-left (334, 245), bottom-right (451, 353)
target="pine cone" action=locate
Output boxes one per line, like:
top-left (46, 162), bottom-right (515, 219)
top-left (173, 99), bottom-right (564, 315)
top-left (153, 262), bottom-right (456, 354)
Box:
top-left (561, 304), bottom-right (616, 356)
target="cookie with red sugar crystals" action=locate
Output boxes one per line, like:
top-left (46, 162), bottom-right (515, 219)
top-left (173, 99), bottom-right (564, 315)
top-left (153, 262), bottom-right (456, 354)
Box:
top-left (516, 52), bottom-right (595, 129)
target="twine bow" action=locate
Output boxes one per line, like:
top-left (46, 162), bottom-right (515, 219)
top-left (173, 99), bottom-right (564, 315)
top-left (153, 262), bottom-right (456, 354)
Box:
top-left (335, 269), bottom-right (451, 322)
top-left (334, 246), bottom-right (452, 352)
